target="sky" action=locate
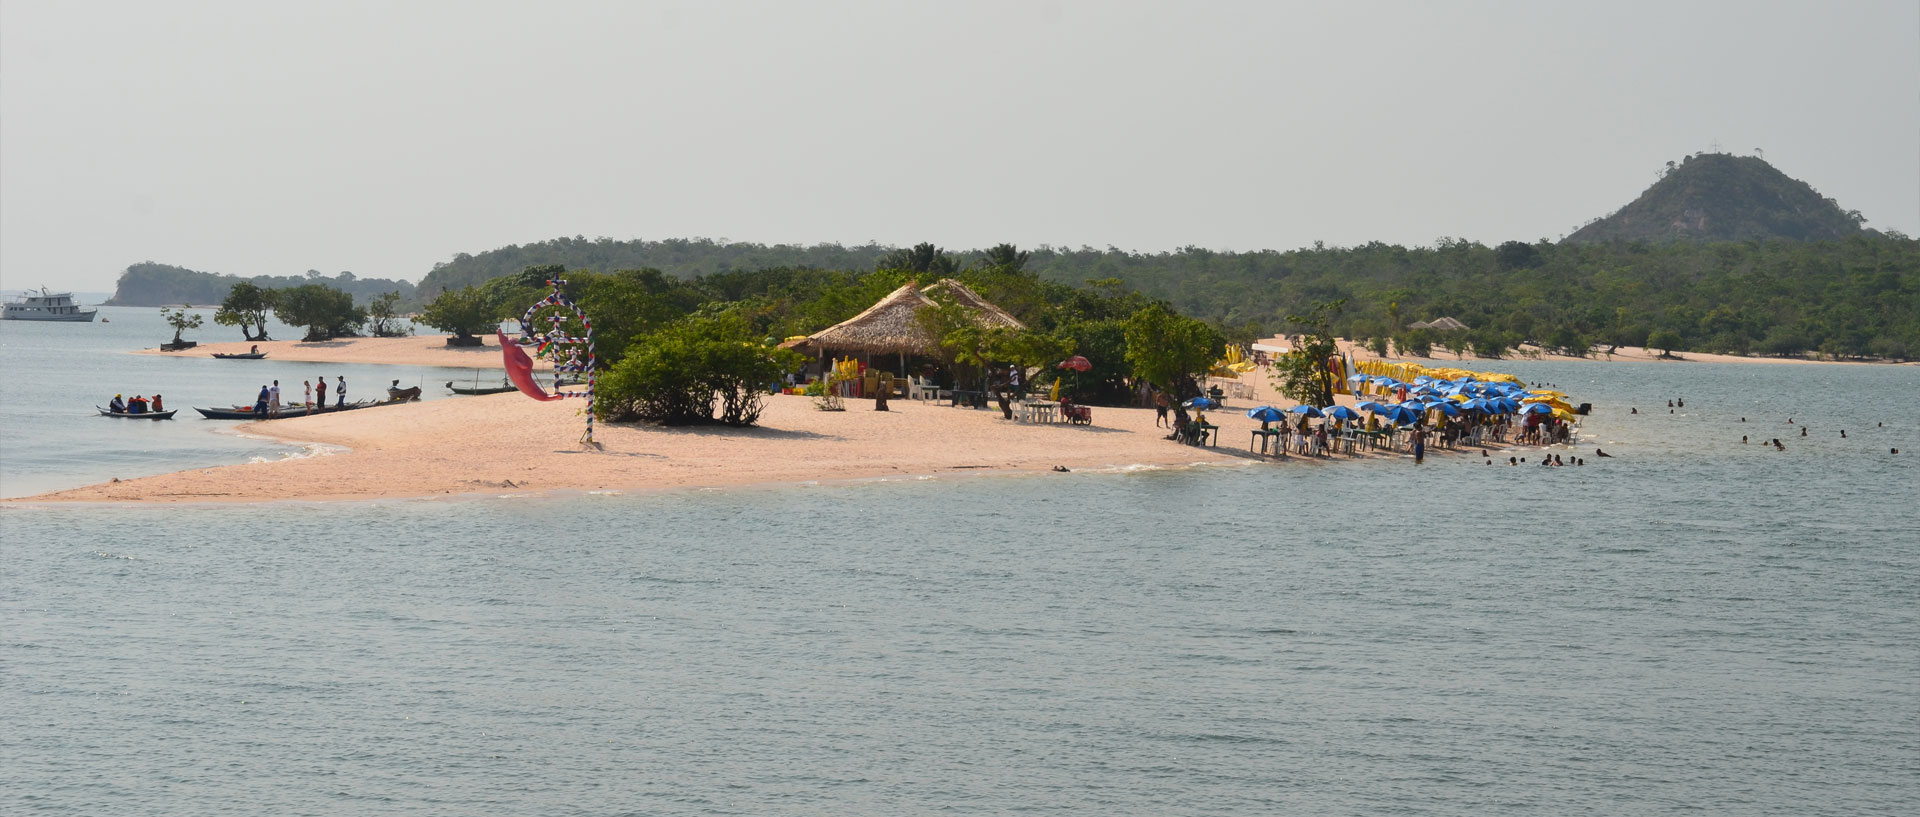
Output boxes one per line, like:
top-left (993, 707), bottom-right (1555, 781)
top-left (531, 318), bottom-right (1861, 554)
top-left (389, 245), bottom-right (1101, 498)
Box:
top-left (3, 0), bottom-right (1916, 292)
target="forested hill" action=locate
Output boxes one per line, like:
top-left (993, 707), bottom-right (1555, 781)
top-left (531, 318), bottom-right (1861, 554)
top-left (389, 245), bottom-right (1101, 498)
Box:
top-left (418, 238), bottom-right (899, 298)
top-left (419, 234), bottom-right (1920, 360)
top-left (1565, 153), bottom-right (1869, 244)
top-left (107, 262), bottom-right (417, 307)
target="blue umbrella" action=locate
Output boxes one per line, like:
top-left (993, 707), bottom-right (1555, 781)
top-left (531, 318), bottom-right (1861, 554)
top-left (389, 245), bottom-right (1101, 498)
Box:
top-left (1184, 397), bottom-right (1220, 409)
top-left (1461, 398), bottom-right (1490, 412)
top-left (1427, 400), bottom-right (1462, 416)
top-left (1379, 406), bottom-right (1418, 425)
top-left (1521, 402), bottom-right (1554, 415)
top-left (1326, 405), bottom-right (1362, 420)
top-left (1288, 404), bottom-right (1324, 418)
top-left (1357, 401), bottom-right (1388, 413)
top-left (1346, 373), bottom-right (1368, 383)
top-left (1246, 406), bottom-right (1286, 423)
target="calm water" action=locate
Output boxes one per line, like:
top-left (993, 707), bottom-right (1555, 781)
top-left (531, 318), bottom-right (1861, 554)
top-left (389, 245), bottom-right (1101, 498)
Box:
top-left (3, 328), bottom-right (1916, 815)
top-left (0, 307), bottom-right (496, 498)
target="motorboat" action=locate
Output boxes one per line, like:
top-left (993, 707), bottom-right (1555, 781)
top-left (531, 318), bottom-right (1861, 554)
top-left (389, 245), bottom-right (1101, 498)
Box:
top-left (4, 288), bottom-right (97, 321)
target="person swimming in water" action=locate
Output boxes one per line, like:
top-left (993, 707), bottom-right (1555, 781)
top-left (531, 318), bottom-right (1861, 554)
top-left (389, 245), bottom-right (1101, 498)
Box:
top-left (1801, 427), bottom-right (1808, 437)
top-left (1742, 435), bottom-right (1748, 444)
top-left (1595, 449), bottom-right (1612, 458)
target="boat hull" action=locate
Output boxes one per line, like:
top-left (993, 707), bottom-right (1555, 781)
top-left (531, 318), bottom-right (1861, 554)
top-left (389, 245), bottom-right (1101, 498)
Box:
top-left (97, 407), bottom-right (177, 419)
top-left (3, 310), bottom-right (97, 322)
top-left (210, 352), bottom-right (268, 359)
top-left (193, 399), bottom-right (392, 420)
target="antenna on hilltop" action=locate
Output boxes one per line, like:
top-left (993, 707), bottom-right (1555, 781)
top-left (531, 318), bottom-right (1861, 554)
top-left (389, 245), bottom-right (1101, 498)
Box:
top-left (1710, 140), bottom-right (1722, 153)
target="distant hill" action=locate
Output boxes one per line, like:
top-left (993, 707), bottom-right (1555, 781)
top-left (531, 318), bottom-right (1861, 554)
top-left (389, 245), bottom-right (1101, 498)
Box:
top-left (107, 262), bottom-right (417, 307)
top-left (1565, 153), bottom-right (1868, 244)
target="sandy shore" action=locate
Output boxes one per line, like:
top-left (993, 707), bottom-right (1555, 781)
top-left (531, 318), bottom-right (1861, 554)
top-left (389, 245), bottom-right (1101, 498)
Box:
top-left (135, 335), bottom-right (548, 369)
top-left (1318, 339), bottom-right (1913, 367)
top-left (14, 382), bottom-right (1520, 504)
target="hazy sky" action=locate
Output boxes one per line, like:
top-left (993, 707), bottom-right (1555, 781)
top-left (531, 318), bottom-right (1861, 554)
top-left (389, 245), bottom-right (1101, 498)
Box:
top-left (4, 0), bottom-right (1916, 292)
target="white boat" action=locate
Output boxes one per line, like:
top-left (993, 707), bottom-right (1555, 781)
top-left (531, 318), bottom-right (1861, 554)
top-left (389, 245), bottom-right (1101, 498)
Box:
top-left (3, 287), bottom-right (98, 321)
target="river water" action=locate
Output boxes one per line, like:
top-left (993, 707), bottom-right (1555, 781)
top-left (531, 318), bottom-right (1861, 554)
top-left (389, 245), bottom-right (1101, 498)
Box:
top-left (3, 311), bottom-right (1916, 815)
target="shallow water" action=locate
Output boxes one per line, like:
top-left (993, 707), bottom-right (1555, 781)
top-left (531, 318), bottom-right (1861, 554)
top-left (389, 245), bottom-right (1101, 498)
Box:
top-left (0, 307), bottom-right (496, 497)
top-left (2, 339), bottom-right (1917, 814)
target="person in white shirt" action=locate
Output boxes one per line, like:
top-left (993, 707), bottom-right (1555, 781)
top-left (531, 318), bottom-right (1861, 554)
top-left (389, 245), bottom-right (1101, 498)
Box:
top-left (303, 380), bottom-right (312, 409)
top-left (336, 376), bottom-right (346, 407)
top-left (268, 380), bottom-right (282, 417)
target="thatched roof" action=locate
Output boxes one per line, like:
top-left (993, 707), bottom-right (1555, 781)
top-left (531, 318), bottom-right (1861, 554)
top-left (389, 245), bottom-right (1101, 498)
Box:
top-left (1410, 316), bottom-right (1470, 331)
top-left (784, 279), bottom-right (1028, 357)
top-left (920, 279), bottom-right (1026, 330)
top-left (788, 283), bottom-right (942, 355)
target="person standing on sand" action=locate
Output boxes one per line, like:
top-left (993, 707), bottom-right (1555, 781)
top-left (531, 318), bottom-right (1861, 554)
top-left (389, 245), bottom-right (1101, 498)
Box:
top-left (315, 377), bottom-right (327, 410)
top-left (1154, 390), bottom-right (1170, 428)
top-left (336, 376), bottom-right (347, 407)
top-left (268, 380), bottom-right (282, 418)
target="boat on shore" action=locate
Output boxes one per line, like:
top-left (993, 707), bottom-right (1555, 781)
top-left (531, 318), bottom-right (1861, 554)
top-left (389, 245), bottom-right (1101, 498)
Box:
top-left (97, 406), bottom-right (178, 420)
top-left (447, 380), bottom-right (516, 395)
top-left (193, 399), bottom-right (397, 420)
top-left (4, 288), bottom-right (97, 321)
top-left (211, 352), bottom-right (268, 359)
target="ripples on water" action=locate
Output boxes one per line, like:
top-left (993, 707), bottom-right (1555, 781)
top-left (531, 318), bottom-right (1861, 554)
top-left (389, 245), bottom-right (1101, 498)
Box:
top-left (2, 353), bottom-right (1916, 814)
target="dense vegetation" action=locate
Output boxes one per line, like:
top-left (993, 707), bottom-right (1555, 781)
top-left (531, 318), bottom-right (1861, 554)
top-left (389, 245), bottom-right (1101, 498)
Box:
top-left (419, 249), bottom-right (1226, 423)
top-left (414, 226), bottom-right (1918, 361)
top-left (108, 262), bottom-right (415, 308)
top-left (1566, 153), bottom-right (1868, 244)
top-left (417, 238), bottom-right (899, 299)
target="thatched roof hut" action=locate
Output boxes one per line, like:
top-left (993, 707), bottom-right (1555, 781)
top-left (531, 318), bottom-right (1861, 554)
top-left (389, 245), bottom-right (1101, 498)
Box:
top-left (920, 279), bottom-right (1026, 331)
top-left (782, 283), bottom-right (942, 356)
top-left (780, 279), bottom-right (1027, 359)
top-left (1409, 316), bottom-right (1470, 331)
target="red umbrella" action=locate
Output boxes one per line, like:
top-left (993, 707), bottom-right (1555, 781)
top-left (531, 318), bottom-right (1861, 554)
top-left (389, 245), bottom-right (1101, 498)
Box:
top-left (1057, 356), bottom-right (1091, 396)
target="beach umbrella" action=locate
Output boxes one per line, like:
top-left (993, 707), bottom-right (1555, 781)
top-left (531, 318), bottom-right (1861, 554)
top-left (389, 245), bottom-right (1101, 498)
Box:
top-left (1461, 398), bottom-right (1490, 412)
top-left (1326, 405), bottom-right (1362, 421)
top-left (1425, 400), bottom-right (1462, 416)
top-left (1056, 355), bottom-right (1091, 393)
top-left (1379, 406), bottom-right (1418, 426)
top-left (1246, 405), bottom-right (1286, 425)
top-left (1288, 404), bottom-right (1325, 418)
top-left (1357, 401), bottom-right (1388, 413)
top-left (1521, 402), bottom-right (1554, 415)
top-left (1184, 397), bottom-right (1220, 409)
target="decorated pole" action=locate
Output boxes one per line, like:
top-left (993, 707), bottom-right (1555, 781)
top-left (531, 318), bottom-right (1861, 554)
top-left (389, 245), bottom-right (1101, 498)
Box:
top-left (498, 277), bottom-right (598, 444)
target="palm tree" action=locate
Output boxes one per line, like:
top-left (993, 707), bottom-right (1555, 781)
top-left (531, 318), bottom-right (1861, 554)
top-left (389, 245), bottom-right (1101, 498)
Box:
top-left (979, 243), bottom-right (1030, 271)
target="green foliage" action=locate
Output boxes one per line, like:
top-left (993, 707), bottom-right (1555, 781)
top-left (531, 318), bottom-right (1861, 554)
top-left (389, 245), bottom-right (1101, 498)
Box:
top-left (1270, 301), bottom-right (1342, 408)
top-left (596, 315), bottom-right (802, 426)
top-left (159, 307), bottom-right (203, 343)
top-left (213, 282), bottom-right (278, 341)
top-left (365, 291), bottom-right (408, 337)
top-left (1122, 303), bottom-right (1224, 398)
top-left (277, 283), bottom-right (365, 342)
top-left (877, 242), bottom-right (959, 276)
top-left (419, 286), bottom-right (502, 340)
top-left (1647, 329), bottom-right (1683, 356)
top-left (110, 262), bottom-right (413, 308)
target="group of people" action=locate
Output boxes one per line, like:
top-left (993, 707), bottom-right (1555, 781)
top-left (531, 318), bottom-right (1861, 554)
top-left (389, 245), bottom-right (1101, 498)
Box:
top-left (107, 393), bottom-right (163, 414)
top-left (251, 376), bottom-right (348, 416)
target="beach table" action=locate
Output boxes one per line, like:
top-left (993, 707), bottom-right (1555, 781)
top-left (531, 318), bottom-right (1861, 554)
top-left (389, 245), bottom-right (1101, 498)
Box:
top-left (1250, 428), bottom-right (1282, 454)
top-left (1019, 400), bottom-right (1058, 424)
top-left (1194, 422), bottom-right (1219, 447)
top-left (950, 389), bottom-right (986, 408)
